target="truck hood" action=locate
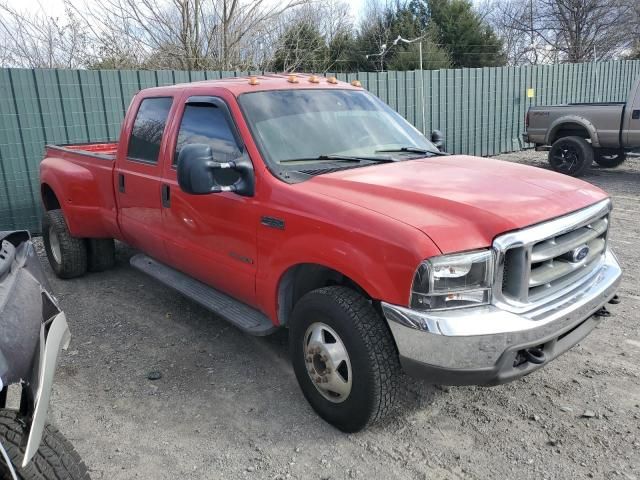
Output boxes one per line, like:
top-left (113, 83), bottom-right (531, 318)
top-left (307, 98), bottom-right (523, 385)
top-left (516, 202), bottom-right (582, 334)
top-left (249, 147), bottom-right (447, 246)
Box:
top-left (304, 155), bottom-right (608, 253)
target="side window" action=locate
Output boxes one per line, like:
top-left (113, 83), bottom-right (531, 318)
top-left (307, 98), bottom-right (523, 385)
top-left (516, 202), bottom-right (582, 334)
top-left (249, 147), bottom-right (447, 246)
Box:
top-left (127, 97), bottom-right (173, 164)
top-left (174, 103), bottom-right (242, 166)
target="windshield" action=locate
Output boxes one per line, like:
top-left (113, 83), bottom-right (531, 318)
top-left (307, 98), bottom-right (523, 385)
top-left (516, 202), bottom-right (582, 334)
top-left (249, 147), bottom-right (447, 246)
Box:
top-left (238, 89), bottom-right (437, 167)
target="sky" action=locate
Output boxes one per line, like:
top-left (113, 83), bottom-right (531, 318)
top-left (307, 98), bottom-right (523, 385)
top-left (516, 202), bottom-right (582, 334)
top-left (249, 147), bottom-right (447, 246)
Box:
top-left (6, 0), bottom-right (369, 22)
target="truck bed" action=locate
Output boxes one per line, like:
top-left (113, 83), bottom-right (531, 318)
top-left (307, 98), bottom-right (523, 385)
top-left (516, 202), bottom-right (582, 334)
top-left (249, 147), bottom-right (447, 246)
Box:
top-left (47, 142), bottom-right (118, 160)
top-left (41, 142), bottom-right (120, 240)
top-left (527, 102), bottom-right (625, 148)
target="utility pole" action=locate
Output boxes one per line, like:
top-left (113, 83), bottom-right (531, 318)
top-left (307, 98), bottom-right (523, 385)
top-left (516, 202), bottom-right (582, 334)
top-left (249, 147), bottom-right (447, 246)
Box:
top-left (394, 35), bottom-right (426, 134)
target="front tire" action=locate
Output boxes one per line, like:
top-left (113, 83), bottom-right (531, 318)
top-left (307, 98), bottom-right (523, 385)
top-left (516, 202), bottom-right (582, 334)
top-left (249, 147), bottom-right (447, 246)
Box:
top-left (289, 286), bottom-right (400, 432)
top-left (0, 409), bottom-right (90, 479)
top-left (42, 209), bottom-right (87, 279)
top-left (548, 136), bottom-right (593, 177)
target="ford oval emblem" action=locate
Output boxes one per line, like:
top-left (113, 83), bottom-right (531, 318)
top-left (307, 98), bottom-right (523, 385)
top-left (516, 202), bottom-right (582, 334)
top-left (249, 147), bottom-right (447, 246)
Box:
top-left (572, 245), bottom-right (589, 263)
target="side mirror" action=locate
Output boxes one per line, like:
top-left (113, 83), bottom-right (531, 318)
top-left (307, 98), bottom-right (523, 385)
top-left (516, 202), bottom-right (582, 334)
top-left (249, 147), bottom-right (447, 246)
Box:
top-left (430, 130), bottom-right (444, 150)
top-left (177, 144), bottom-right (254, 196)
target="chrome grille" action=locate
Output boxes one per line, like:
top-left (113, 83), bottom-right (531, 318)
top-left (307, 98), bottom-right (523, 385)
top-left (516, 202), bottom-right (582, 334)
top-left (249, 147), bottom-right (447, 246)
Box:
top-left (493, 200), bottom-right (611, 310)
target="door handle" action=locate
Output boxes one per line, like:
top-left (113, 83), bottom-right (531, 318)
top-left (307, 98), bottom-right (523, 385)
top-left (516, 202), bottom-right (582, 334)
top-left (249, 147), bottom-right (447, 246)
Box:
top-left (161, 184), bottom-right (170, 208)
top-left (118, 173), bottom-right (125, 193)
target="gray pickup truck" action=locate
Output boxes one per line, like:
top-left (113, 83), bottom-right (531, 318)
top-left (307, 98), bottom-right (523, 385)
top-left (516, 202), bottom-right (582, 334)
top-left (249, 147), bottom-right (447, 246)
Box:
top-left (524, 76), bottom-right (640, 176)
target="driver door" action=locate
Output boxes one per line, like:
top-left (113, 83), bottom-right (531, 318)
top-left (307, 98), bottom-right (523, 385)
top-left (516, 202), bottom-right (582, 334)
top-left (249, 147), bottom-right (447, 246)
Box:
top-left (161, 93), bottom-right (258, 307)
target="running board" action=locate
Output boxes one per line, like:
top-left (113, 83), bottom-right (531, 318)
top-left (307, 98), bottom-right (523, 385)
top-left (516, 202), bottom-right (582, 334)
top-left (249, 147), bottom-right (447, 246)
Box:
top-left (130, 254), bottom-right (277, 336)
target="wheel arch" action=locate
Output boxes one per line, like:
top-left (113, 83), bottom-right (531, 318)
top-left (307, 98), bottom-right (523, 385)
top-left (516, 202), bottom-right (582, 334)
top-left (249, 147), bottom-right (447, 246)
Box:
top-left (40, 183), bottom-right (61, 211)
top-left (546, 117), bottom-right (599, 147)
top-left (276, 263), bottom-right (377, 326)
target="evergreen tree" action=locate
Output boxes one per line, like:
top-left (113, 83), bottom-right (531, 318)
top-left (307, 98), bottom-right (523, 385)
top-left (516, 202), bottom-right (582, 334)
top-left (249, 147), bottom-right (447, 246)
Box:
top-left (357, 1), bottom-right (451, 71)
top-left (420, 0), bottom-right (506, 68)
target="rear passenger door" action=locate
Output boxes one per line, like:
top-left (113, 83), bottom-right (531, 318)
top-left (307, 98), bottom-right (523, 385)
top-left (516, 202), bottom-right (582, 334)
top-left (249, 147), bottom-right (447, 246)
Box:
top-left (115, 95), bottom-right (174, 262)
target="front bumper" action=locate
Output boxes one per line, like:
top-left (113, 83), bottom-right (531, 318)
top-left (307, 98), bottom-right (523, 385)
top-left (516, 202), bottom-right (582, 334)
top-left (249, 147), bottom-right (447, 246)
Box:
top-left (382, 249), bottom-right (622, 385)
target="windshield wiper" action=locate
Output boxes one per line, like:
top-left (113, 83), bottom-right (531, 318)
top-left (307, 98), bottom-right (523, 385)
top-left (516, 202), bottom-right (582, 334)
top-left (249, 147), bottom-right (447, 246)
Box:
top-left (280, 154), bottom-right (395, 164)
top-left (375, 146), bottom-right (448, 156)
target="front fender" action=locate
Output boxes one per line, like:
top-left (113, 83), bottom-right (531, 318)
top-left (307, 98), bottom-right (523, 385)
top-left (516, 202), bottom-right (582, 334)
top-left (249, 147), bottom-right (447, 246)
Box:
top-left (545, 115), bottom-right (600, 147)
top-left (256, 208), bottom-right (440, 325)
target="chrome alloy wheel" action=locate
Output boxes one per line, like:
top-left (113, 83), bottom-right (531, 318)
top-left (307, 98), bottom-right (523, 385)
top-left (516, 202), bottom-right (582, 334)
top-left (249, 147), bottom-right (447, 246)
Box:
top-left (49, 226), bottom-right (62, 264)
top-left (303, 322), bottom-right (352, 403)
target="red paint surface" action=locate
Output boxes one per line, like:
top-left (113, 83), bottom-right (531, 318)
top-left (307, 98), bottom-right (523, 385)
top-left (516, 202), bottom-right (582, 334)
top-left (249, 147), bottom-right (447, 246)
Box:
top-left (39, 74), bottom-right (609, 325)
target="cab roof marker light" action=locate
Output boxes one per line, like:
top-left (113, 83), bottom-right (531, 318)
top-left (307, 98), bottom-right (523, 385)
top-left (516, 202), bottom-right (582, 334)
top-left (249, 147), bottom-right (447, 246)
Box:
top-left (351, 80), bottom-right (362, 87)
top-left (287, 74), bottom-right (299, 83)
top-left (309, 75), bottom-right (320, 83)
top-left (327, 76), bottom-right (338, 84)
top-left (248, 76), bottom-right (260, 85)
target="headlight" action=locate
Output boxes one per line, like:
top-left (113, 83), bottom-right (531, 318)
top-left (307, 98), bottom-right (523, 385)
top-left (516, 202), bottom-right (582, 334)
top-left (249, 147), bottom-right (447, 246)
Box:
top-left (410, 250), bottom-right (494, 311)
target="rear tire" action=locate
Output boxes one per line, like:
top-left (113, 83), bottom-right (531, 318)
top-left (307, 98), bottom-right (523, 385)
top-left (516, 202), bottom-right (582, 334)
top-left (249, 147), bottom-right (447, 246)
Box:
top-left (87, 238), bottom-right (115, 272)
top-left (289, 286), bottom-right (400, 432)
top-left (594, 149), bottom-right (626, 168)
top-left (548, 136), bottom-right (593, 177)
top-left (42, 209), bottom-right (87, 279)
top-left (0, 409), bottom-right (90, 479)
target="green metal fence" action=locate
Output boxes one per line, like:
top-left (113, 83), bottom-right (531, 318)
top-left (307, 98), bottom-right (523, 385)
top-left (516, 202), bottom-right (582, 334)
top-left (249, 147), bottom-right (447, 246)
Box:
top-left (1, 60), bottom-right (639, 232)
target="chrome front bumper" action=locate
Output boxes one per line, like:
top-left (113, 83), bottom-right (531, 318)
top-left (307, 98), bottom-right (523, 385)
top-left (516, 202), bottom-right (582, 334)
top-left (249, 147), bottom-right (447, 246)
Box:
top-left (382, 249), bottom-right (622, 385)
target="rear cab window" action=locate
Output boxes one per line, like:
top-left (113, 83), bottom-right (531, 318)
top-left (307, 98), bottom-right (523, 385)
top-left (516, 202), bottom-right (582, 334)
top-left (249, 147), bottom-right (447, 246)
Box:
top-left (127, 97), bottom-right (173, 164)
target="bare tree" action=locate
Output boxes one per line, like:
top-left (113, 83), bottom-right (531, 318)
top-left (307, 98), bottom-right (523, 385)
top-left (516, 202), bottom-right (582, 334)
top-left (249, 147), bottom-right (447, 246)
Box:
top-left (488, 0), bottom-right (634, 64)
top-left (71, 0), bottom-right (311, 70)
top-left (0, 2), bottom-right (89, 68)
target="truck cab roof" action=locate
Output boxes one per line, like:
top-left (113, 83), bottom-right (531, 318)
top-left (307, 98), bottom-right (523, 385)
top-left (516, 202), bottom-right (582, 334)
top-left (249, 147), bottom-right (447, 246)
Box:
top-left (138, 73), bottom-right (361, 98)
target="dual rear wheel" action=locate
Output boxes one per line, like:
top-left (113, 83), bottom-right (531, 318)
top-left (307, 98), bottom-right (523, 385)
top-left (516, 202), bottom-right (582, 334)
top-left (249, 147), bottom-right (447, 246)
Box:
top-left (42, 209), bottom-right (115, 278)
top-left (548, 136), bottom-right (626, 177)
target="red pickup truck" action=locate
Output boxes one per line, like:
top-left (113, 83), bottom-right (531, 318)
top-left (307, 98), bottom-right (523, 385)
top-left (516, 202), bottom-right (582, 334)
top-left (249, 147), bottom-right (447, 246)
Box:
top-left (40, 74), bottom-right (622, 432)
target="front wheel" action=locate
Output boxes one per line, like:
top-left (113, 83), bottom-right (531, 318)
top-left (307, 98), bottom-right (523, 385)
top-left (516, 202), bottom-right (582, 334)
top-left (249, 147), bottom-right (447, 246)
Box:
top-left (548, 136), bottom-right (593, 177)
top-left (289, 286), bottom-right (401, 432)
top-left (0, 409), bottom-right (90, 479)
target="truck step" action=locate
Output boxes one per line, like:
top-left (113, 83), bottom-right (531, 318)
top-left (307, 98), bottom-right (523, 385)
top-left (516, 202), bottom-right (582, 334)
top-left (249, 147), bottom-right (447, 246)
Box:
top-left (130, 254), bottom-right (278, 336)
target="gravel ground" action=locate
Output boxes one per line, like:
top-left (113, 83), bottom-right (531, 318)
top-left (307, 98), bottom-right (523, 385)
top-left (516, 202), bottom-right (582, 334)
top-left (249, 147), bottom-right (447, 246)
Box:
top-left (32, 150), bottom-right (640, 480)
